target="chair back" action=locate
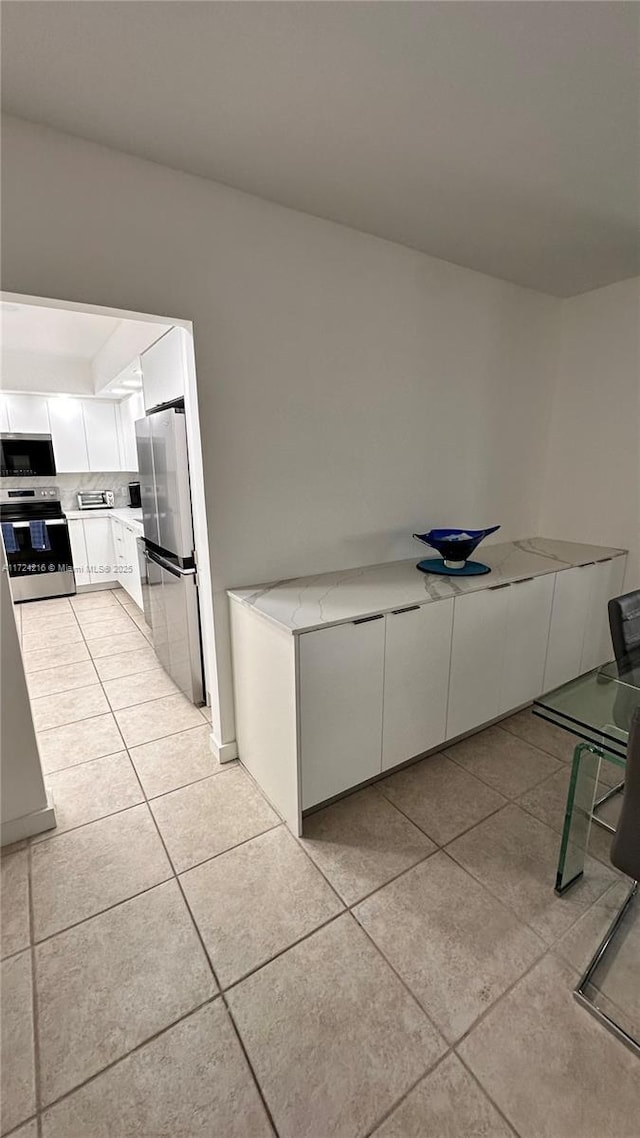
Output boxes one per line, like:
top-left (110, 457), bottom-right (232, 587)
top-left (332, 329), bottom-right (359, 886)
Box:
top-left (608, 590), bottom-right (640, 662)
top-left (610, 707), bottom-right (640, 880)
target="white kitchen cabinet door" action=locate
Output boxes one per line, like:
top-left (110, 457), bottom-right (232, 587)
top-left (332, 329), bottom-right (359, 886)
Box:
top-left (580, 556), bottom-right (626, 673)
top-left (141, 328), bottom-right (185, 411)
top-left (446, 585), bottom-right (510, 741)
top-left (543, 565), bottom-right (594, 691)
top-left (48, 397), bottom-right (89, 473)
top-left (382, 599), bottom-right (453, 771)
top-left (0, 395), bottom-right (9, 432)
top-left (83, 517), bottom-right (116, 584)
top-left (82, 400), bottom-right (121, 471)
top-left (500, 573), bottom-right (555, 712)
top-left (68, 520), bottom-right (90, 587)
top-left (4, 394), bottom-right (50, 434)
top-left (125, 526), bottom-right (144, 608)
top-left (299, 617), bottom-right (385, 809)
top-left (118, 391), bottom-right (144, 471)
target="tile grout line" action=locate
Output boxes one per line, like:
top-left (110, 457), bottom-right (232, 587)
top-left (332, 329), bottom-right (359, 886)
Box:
top-left (36, 995), bottom-right (220, 1123)
top-left (454, 1050), bottom-right (524, 1138)
top-left (26, 843), bottom-right (43, 1137)
top-left (361, 1053), bottom-right (454, 1138)
top-left (140, 768), bottom-right (282, 1138)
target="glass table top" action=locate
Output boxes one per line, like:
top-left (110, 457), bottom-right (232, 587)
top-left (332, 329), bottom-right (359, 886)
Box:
top-left (534, 650), bottom-right (640, 759)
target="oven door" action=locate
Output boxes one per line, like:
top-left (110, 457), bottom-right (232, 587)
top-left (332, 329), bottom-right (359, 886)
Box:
top-left (1, 518), bottom-right (76, 601)
top-left (0, 434), bottom-right (56, 478)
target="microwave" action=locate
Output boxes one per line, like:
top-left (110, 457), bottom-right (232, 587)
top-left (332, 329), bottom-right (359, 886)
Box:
top-left (0, 433), bottom-right (57, 478)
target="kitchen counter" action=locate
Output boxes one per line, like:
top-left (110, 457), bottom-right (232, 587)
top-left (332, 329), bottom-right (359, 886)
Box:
top-left (65, 507), bottom-right (143, 533)
top-left (228, 536), bottom-right (627, 635)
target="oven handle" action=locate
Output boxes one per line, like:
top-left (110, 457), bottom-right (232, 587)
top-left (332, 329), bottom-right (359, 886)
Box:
top-left (5, 519), bottom-right (68, 528)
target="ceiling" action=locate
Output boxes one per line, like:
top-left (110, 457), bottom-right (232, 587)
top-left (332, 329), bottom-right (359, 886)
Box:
top-left (2, 2), bottom-right (639, 296)
top-left (1, 303), bottom-right (120, 359)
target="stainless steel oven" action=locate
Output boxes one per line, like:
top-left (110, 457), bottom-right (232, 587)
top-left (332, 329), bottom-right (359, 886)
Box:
top-left (0, 487), bottom-right (76, 602)
top-left (0, 433), bottom-right (56, 478)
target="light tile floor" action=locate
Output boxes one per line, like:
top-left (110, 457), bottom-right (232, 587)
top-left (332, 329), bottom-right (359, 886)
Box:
top-left (1, 588), bottom-right (638, 1137)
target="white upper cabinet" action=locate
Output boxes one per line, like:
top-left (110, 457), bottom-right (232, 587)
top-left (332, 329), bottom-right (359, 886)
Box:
top-left (299, 617), bottom-right (385, 809)
top-left (580, 556), bottom-right (626, 672)
top-left (141, 328), bottom-right (185, 411)
top-left (446, 585), bottom-right (510, 740)
top-left (4, 394), bottom-right (50, 434)
top-left (118, 391), bottom-right (144, 471)
top-left (48, 398), bottom-right (89, 473)
top-left (382, 599), bottom-right (453, 770)
top-left (82, 400), bottom-right (121, 471)
top-left (0, 396), bottom-right (9, 432)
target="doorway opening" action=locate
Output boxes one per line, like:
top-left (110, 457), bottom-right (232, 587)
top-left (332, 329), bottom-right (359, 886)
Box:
top-left (1, 291), bottom-right (222, 841)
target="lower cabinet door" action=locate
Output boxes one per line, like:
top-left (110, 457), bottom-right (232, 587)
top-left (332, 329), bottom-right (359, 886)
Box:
top-left (543, 565), bottom-right (594, 690)
top-left (580, 556), bottom-right (626, 672)
top-left (83, 518), bottom-right (117, 585)
top-left (67, 520), bottom-right (90, 587)
top-left (124, 526), bottom-right (144, 609)
top-left (299, 617), bottom-right (385, 810)
top-left (500, 573), bottom-right (555, 712)
top-left (382, 599), bottom-right (453, 771)
top-left (446, 585), bottom-right (510, 741)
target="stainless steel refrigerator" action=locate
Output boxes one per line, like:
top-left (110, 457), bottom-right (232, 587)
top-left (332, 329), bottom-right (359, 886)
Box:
top-left (135, 403), bottom-right (204, 705)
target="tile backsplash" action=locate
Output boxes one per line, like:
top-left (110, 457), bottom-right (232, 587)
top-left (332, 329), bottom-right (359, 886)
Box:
top-left (1, 472), bottom-right (138, 511)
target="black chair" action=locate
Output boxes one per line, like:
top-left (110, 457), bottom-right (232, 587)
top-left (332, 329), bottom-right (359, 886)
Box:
top-left (574, 706), bottom-right (640, 1056)
top-left (608, 589), bottom-right (640, 663)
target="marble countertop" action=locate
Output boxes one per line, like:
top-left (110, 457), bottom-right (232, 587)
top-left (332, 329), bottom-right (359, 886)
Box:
top-left (228, 537), bottom-right (627, 635)
top-left (65, 507), bottom-right (143, 532)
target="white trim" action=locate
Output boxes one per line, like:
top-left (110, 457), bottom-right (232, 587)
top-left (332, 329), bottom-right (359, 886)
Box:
top-left (209, 730), bottom-right (238, 763)
top-left (1, 793), bottom-right (56, 846)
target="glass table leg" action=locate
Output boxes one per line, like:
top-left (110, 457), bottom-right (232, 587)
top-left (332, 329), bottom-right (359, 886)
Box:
top-left (555, 742), bottom-right (601, 895)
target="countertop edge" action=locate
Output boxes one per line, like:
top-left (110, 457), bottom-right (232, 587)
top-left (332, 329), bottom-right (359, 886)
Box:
top-left (227, 541), bottom-right (628, 636)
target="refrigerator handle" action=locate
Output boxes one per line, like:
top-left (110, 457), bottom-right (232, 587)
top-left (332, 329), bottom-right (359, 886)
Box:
top-left (147, 547), bottom-right (197, 580)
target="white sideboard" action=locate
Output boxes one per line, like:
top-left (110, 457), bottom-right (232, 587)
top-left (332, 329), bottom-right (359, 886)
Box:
top-left (228, 538), bottom-right (627, 835)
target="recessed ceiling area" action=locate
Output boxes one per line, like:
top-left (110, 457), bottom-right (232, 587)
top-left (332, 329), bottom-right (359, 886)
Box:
top-left (1, 1), bottom-right (638, 296)
top-left (1, 301), bottom-right (170, 398)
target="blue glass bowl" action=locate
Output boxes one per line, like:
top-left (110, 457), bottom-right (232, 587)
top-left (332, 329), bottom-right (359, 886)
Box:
top-left (413, 526), bottom-right (500, 570)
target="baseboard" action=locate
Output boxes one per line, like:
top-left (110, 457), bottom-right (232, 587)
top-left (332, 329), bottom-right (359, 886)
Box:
top-left (209, 731), bottom-right (239, 763)
top-left (1, 793), bottom-right (56, 847)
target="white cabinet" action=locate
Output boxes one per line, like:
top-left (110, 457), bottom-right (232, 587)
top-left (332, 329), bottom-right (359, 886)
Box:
top-left (82, 401), bottom-right (121, 471)
top-left (141, 328), bottom-right (185, 411)
top-left (83, 517), bottom-right (116, 585)
top-left (580, 557), bottom-right (626, 672)
top-left (118, 391), bottom-right (144, 472)
top-left (382, 599), bottom-right (453, 770)
top-left (48, 398), bottom-right (89, 473)
top-left (111, 517), bottom-right (143, 607)
top-left (299, 617), bottom-right (385, 809)
top-left (67, 519), bottom-right (90, 587)
top-left (0, 395), bottom-right (9, 432)
top-left (446, 585), bottom-right (510, 740)
top-left (500, 574), bottom-right (555, 713)
top-left (4, 394), bottom-right (50, 433)
top-left (543, 564), bottom-right (594, 690)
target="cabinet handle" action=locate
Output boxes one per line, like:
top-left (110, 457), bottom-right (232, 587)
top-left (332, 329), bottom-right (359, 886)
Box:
top-left (352, 614), bottom-right (384, 625)
top-left (488, 583), bottom-right (510, 590)
top-left (391, 605), bottom-right (421, 615)
top-left (578, 562), bottom-right (596, 568)
top-left (513, 577), bottom-right (533, 585)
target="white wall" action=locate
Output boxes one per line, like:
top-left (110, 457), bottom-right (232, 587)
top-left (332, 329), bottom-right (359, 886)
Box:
top-left (0, 549), bottom-right (55, 843)
top-left (1, 115), bottom-right (562, 743)
top-left (540, 278), bottom-right (640, 590)
top-left (1, 348), bottom-right (93, 394)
